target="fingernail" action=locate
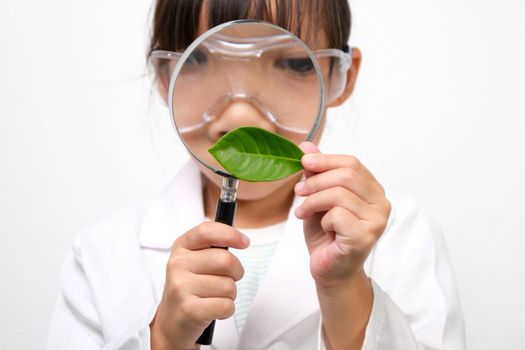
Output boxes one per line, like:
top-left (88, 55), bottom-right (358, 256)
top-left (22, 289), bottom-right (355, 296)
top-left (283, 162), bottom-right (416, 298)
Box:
top-left (295, 206), bottom-right (303, 218)
top-left (295, 181), bottom-right (305, 193)
top-left (241, 234), bottom-right (250, 247)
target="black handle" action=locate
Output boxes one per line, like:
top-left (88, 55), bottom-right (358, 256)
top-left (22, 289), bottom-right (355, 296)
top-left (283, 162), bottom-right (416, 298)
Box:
top-left (214, 199), bottom-right (237, 226)
top-left (196, 198), bottom-right (237, 345)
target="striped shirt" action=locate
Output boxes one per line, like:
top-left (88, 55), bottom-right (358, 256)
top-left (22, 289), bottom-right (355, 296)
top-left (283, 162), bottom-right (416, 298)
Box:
top-left (230, 221), bottom-right (287, 335)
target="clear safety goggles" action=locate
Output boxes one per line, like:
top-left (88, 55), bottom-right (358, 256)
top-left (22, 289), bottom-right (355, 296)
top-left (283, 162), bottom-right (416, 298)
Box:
top-left (149, 33), bottom-right (352, 133)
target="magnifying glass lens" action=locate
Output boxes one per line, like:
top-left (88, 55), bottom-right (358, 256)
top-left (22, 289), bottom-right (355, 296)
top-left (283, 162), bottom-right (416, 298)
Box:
top-left (170, 21), bottom-right (324, 177)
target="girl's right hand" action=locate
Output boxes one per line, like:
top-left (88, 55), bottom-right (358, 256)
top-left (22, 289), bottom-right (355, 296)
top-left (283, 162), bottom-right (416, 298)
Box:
top-left (150, 221), bottom-right (250, 350)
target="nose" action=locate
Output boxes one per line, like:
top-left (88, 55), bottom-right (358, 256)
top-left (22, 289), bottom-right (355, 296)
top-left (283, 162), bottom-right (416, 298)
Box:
top-left (207, 98), bottom-right (277, 141)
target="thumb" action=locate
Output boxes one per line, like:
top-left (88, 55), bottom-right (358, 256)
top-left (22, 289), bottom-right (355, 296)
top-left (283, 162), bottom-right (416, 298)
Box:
top-left (299, 142), bottom-right (321, 179)
top-left (299, 141), bottom-right (321, 155)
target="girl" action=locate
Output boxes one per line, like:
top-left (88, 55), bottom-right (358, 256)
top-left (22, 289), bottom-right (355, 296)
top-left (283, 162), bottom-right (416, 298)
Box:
top-left (48, 1), bottom-right (465, 349)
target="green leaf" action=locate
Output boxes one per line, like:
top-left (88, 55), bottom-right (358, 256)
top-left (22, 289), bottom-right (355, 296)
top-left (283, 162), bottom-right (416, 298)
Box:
top-left (209, 127), bottom-right (304, 182)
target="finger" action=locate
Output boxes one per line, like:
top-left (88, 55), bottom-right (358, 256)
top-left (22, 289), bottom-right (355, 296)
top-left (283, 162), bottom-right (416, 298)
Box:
top-left (295, 187), bottom-right (374, 220)
top-left (190, 249), bottom-right (245, 281)
top-left (199, 298), bottom-right (236, 321)
top-left (189, 275), bottom-right (237, 300)
top-left (301, 153), bottom-right (381, 188)
top-left (320, 207), bottom-right (375, 255)
top-left (299, 141), bottom-right (320, 154)
top-left (295, 167), bottom-right (384, 205)
top-left (179, 248), bottom-right (245, 281)
top-left (298, 142), bottom-right (321, 179)
top-left (178, 222), bottom-right (250, 251)
top-left (180, 296), bottom-right (235, 322)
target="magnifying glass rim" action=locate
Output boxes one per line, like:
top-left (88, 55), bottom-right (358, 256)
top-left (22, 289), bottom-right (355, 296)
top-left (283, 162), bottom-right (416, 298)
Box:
top-left (168, 19), bottom-right (326, 178)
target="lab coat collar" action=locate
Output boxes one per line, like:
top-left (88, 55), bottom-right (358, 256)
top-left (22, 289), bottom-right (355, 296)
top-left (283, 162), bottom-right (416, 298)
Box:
top-left (139, 161), bottom-right (205, 249)
top-left (139, 161), bottom-right (319, 349)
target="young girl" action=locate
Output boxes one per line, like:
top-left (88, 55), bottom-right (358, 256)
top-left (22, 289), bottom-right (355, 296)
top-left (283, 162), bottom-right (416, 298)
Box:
top-left (48, 1), bottom-right (465, 349)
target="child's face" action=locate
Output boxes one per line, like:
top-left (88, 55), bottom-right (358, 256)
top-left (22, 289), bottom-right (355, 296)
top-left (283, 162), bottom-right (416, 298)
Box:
top-left (175, 5), bottom-right (359, 201)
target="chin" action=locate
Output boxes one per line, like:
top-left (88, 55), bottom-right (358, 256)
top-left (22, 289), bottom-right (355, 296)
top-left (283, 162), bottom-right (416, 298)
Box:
top-left (235, 180), bottom-right (292, 201)
top-left (237, 175), bottom-right (300, 201)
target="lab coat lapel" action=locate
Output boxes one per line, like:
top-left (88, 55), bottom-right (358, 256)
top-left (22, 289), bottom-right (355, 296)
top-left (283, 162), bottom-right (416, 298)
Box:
top-left (139, 161), bottom-right (206, 249)
top-left (238, 196), bottom-right (319, 350)
top-left (208, 315), bottom-right (239, 350)
top-left (139, 161), bottom-right (239, 349)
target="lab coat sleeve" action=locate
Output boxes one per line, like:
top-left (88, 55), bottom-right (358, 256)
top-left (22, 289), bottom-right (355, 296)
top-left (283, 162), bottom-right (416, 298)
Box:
top-left (317, 193), bottom-right (465, 350)
top-left (47, 249), bottom-right (157, 350)
top-left (359, 280), bottom-right (424, 350)
top-left (317, 282), bottom-right (422, 350)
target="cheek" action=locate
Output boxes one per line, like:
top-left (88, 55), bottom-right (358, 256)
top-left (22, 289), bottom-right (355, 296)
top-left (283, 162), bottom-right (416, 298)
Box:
top-left (182, 129), bottom-right (222, 169)
top-left (279, 111), bottom-right (327, 146)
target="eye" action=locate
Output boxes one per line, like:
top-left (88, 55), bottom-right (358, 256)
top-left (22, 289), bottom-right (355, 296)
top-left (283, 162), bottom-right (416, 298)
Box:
top-left (186, 48), bottom-right (208, 66)
top-left (275, 57), bottom-right (315, 76)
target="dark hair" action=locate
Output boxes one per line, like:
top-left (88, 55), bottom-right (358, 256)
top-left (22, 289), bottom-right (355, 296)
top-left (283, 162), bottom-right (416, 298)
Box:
top-left (147, 0), bottom-right (351, 57)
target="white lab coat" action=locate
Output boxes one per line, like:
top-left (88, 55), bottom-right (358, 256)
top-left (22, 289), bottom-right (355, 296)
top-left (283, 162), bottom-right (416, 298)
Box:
top-left (48, 161), bottom-right (466, 350)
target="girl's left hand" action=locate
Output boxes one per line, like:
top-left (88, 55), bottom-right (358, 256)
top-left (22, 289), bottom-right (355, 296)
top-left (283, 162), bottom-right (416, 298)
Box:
top-left (294, 142), bottom-right (391, 288)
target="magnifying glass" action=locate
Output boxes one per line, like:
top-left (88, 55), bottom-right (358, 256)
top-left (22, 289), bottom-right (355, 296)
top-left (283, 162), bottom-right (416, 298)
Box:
top-left (162, 19), bottom-right (326, 345)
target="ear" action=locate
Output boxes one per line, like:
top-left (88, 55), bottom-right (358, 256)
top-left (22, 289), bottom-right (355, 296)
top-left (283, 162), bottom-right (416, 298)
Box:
top-left (327, 47), bottom-right (362, 108)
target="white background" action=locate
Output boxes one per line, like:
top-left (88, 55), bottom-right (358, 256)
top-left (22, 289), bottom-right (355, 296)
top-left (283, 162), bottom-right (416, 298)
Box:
top-left (1, 0), bottom-right (524, 349)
